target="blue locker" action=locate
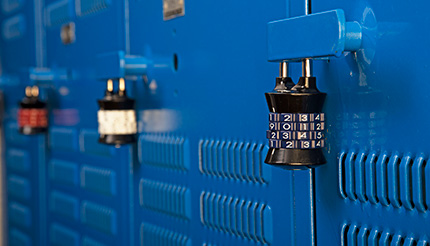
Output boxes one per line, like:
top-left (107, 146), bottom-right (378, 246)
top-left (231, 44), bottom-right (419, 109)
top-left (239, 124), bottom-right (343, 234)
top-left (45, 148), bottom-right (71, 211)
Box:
top-left (0, 0), bottom-right (429, 245)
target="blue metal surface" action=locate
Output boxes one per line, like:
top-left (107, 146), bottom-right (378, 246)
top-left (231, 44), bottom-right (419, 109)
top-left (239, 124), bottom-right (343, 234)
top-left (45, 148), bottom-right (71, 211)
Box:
top-left (96, 51), bottom-right (151, 79)
top-left (267, 9), bottom-right (362, 62)
top-left (0, 0), bottom-right (429, 245)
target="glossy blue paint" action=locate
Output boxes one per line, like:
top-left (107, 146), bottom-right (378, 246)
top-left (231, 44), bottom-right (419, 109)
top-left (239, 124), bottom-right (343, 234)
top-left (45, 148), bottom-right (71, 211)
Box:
top-left (96, 51), bottom-right (151, 80)
top-left (1, 0), bottom-right (430, 245)
top-left (268, 9), bottom-right (362, 62)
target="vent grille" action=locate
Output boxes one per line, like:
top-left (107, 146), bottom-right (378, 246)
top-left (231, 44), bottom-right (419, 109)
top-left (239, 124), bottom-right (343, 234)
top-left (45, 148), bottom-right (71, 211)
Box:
top-left (139, 179), bottom-right (191, 220)
top-left (76, 0), bottom-right (110, 17)
top-left (341, 223), bottom-right (428, 246)
top-left (9, 228), bottom-right (30, 246)
top-left (81, 201), bottom-right (117, 235)
top-left (2, 0), bottom-right (23, 13)
top-left (50, 224), bottom-right (79, 246)
top-left (80, 165), bottom-right (116, 196)
top-left (49, 191), bottom-right (79, 221)
top-left (45, 0), bottom-right (72, 27)
top-left (138, 134), bottom-right (189, 171)
top-left (200, 191), bottom-right (273, 244)
top-left (7, 175), bottom-right (31, 200)
top-left (2, 14), bottom-right (25, 40)
top-left (9, 202), bottom-right (31, 228)
top-left (199, 139), bottom-right (271, 184)
top-left (339, 150), bottom-right (429, 212)
top-left (82, 237), bottom-right (106, 246)
top-left (140, 223), bottom-right (191, 246)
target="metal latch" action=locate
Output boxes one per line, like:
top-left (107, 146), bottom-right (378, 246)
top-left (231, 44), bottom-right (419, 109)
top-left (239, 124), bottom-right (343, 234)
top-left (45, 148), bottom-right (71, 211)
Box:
top-left (267, 9), bottom-right (362, 62)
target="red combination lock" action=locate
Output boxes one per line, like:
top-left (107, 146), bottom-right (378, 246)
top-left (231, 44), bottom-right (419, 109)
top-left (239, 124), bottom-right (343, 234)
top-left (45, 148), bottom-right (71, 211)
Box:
top-left (18, 86), bottom-right (48, 135)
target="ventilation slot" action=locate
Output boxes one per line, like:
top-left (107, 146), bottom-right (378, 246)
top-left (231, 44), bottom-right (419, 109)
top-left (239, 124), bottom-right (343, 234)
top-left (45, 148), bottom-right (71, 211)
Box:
top-left (200, 191), bottom-right (273, 244)
top-left (199, 138), bottom-right (271, 184)
top-left (341, 222), bottom-right (427, 246)
top-left (9, 228), bottom-right (30, 246)
top-left (339, 150), bottom-right (428, 212)
top-left (76, 0), bottom-right (110, 17)
top-left (45, 0), bottom-right (72, 27)
top-left (80, 165), bottom-right (116, 196)
top-left (140, 223), bottom-right (190, 246)
top-left (82, 237), bottom-right (106, 246)
top-left (2, 14), bottom-right (25, 40)
top-left (139, 179), bottom-right (191, 220)
top-left (2, 0), bottom-right (24, 13)
top-left (81, 201), bottom-right (116, 235)
top-left (138, 134), bottom-right (189, 171)
top-left (50, 224), bottom-right (79, 246)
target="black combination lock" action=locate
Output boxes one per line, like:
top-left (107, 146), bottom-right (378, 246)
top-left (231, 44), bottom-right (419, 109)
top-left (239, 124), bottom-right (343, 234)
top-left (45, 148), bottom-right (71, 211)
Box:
top-left (264, 62), bottom-right (326, 170)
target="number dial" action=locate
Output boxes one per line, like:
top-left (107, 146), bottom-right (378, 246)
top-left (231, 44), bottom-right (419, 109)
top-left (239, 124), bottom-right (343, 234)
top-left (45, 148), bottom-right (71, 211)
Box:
top-left (267, 113), bottom-right (325, 149)
top-left (268, 139), bottom-right (325, 149)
